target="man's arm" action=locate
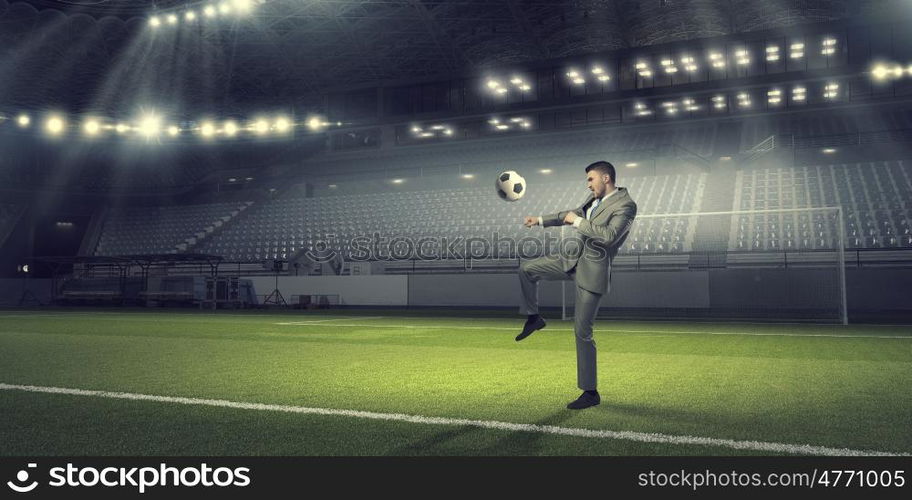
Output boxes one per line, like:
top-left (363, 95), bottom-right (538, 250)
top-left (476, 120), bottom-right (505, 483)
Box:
top-left (573, 201), bottom-right (637, 248)
top-left (541, 207), bottom-right (585, 227)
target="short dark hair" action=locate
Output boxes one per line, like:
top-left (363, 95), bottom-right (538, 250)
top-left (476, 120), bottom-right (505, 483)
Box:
top-left (585, 161), bottom-right (616, 183)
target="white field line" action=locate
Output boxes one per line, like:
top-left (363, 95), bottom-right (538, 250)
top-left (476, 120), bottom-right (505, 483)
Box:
top-left (0, 383), bottom-right (906, 457)
top-left (271, 322), bottom-right (912, 339)
top-left (2, 312), bottom-right (912, 329)
top-left (275, 316), bottom-right (383, 325)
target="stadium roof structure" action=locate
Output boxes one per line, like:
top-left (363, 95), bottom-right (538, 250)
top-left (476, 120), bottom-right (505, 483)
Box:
top-left (0, 0), bottom-right (904, 115)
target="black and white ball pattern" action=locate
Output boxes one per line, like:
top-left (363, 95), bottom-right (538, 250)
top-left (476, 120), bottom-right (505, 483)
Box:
top-left (495, 170), bottom-right (526, 201)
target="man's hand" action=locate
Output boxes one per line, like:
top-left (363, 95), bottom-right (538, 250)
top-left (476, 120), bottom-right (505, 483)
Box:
top-left (523, 216), bottom-right (539, 228)
top-left (563, 212), bottom-right (578, 225)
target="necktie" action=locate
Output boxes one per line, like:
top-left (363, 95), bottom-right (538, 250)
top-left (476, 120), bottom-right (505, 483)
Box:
top-left (588, 198), bottom-right (600, 220)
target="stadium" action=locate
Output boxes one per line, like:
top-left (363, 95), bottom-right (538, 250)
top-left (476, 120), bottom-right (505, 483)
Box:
top-left (1, 0), bottom-right (911, 469)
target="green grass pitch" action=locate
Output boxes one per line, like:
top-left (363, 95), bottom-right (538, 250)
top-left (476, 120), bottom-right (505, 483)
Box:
top-left (0, 310), bottom-right (909, 456)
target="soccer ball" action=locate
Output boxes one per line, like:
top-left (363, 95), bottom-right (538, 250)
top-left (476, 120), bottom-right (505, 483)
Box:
top-left (495, 170), bottom-right (526, 201)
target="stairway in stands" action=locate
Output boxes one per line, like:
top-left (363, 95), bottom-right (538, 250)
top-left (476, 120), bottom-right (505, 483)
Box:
top-left (687, 122), bottom-right (741, 268)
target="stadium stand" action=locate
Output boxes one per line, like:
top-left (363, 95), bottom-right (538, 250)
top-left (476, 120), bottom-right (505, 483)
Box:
top-left (0, 203), bottom-right (25, 249)
top-left (732, 160), bottom-right (912, 250)
top-left (195, 170), bottom-right (707, 262)
top-left (94, 201), bottom-right (253, 256)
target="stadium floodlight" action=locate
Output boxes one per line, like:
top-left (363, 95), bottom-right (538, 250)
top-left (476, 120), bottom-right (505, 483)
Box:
top-left (200, 121), bottom-right (216, 137)
top-left (167, 125), bottom-right (180, 137)
top-left (486, 79), bottom-right (501, 89)
top-left (822, 148), bottom-right (836, 154)
top-left (519, 84), bottom-right (532, 91)
top-left (822, 37), bottom-right (837, 55)
top-left (592, 65), bottom-right (610, 81)
top-left (737, 92), bottom-right (751, 108)
top-left (792, 86), bottom-right (806, 101)
top-left (635, 61), bottom-right (653, 77)
top-left (790, 42), bottom-right (804, 59)
top-left (766, 45), bottom-right (780, 61)
top-left (768, 89), bottom-right (782, 105)
top-left (572, 77), bottom-right (586, 85)
top-left (680, 56), bottom-right (698, 72)
top-left (735, 49), bottom-right (750, 66)
top-left (660, 59), bottom-right (673, 66)
top-left (167, 14), bottom-right (178, 25)
top-left (871, 63), bottom-right (904, 81)
top-left (824, 82), bottom-right (840, 99)
top-left (233, 0), bottom-right (253, 13)
top-left (566, 69), bottom-right (580, 78)
top-left (149, 16), bottom-right (161, 28)
top-left (115, 123), bottom-right (130, 134)
top-left (494, 124), bottom-right (509, 130)
top-left (185, 11), bottom-right (197, 21)
top-left (708, 52), bottom-right (726, 69)
top-left (540, 169), bottom-right (552, 174)
top-left (274, 117), bottom-right (291, 133)
top-left (204, 6), bottom-right (217, 17)
top-left (251, 119), bottom-right (269, 135)
top-left (487, 118), bottom-right (499, 125)
top-left (625, 162), bottom-right (639, 168)
top-left (495, 87), bottom-right (508, 94)
top-left (306, 116), bottom-right (327, 131)
top-left (328, 184), bottom-right (337, 189)
top-left (219, 2), bottom-right (232, 14)
top-left (223, 121), bottom-right (238, 137)
top-left (138, 114), bottom-right (161, 138)
top-left (83, 119), bottom-right (101, 136)
top-left (17, 114), bottom-right (30, 127)
top-left (461, 174), bottom-right (475, 179)
top-left (391, 179), bottom-right (405, 184)
top-left (510, 76), bottom-right (523, 85)
top-left (45, 115), bottom-right (65, 136)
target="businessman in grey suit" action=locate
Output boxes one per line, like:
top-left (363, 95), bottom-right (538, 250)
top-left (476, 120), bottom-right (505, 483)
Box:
top-left (518, 161), bottom-right (637, 410)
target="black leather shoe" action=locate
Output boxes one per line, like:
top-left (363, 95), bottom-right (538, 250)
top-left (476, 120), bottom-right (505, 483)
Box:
top-left (515, 315), bottom-right (546, 341)
top-left (566, 391), bottom-right (600, 410)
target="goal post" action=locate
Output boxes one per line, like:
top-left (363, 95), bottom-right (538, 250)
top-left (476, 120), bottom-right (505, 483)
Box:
top-left (561, 207), bottom-right (848, 324)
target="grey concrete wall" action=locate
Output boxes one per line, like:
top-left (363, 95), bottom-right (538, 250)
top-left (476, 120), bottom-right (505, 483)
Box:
top-left (0, 278), bottom-right (53, 306)
top-left (244, 275), bottom-right (408, 306)
top-left (242, 268), bottom-right (912, 316)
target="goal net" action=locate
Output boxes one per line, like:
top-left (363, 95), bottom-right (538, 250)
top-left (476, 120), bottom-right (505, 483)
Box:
top-left (561, 207), bottom-right (847, 324)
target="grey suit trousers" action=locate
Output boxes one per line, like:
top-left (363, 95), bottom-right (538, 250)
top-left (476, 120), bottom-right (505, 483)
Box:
top-left (519, 255), bottom-right (602, 391)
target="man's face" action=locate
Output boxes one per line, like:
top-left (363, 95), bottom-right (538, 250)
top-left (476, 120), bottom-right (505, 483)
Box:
top-left (586, 171), bottom-right (610, 198)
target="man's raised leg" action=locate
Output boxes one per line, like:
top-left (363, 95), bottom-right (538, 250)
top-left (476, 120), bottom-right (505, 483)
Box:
top-left (517, 255), bottom-right (567, 341)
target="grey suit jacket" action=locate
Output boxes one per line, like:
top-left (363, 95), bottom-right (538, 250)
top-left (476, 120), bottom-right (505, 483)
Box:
top-left (541, 187), bottom-right (637, 294)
